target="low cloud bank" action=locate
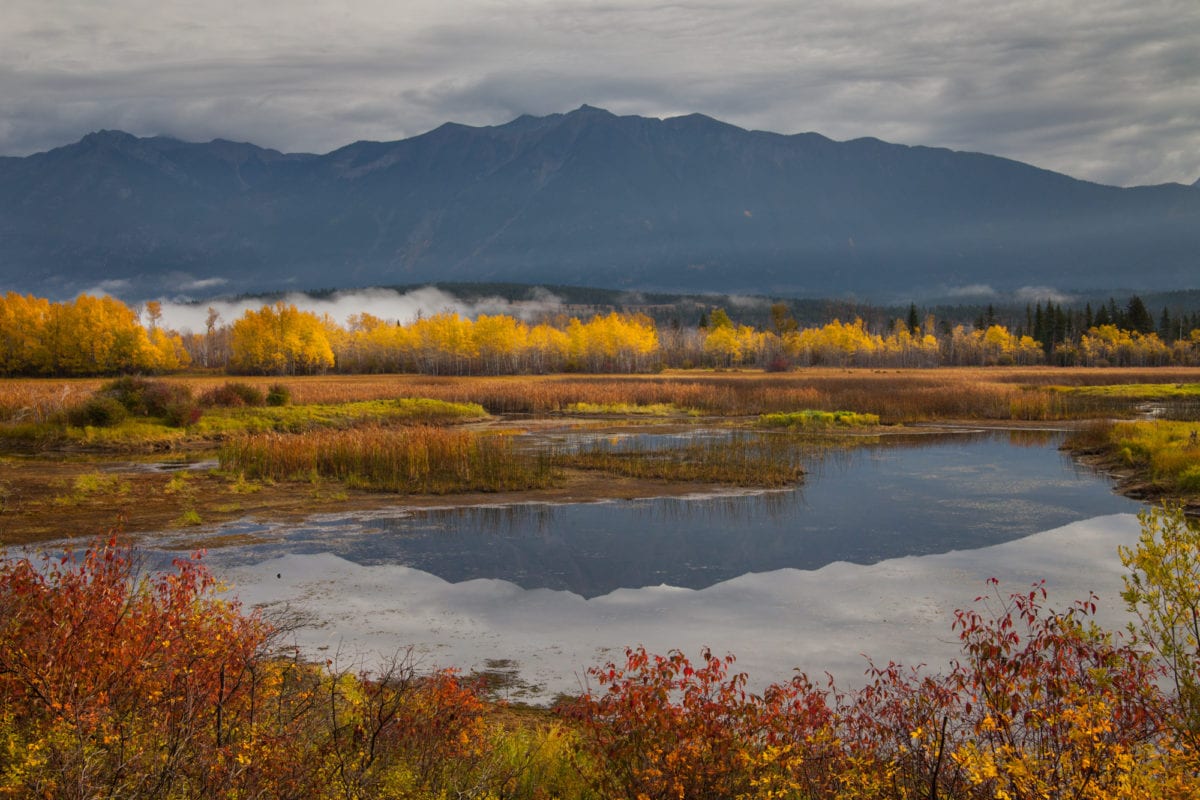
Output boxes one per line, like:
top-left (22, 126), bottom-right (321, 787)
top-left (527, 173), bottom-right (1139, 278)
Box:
top-left (154, 286), bottom-right (565, 333)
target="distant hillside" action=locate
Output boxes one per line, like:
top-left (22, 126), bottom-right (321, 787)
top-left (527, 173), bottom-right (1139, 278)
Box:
top-left (2, 105), bottom-right (1198, 300)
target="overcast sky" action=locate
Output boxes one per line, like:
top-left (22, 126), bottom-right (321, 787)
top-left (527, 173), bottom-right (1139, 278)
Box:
top-left (2, 0), bottom-right (1197, 187)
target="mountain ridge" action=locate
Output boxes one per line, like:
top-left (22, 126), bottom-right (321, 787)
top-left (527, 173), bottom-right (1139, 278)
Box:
top-left (2, 106), bottom-right (1197, 301)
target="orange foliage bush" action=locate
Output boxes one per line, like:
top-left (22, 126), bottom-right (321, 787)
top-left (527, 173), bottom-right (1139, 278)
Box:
top-left (0, 537), bottom-right (497, 799)
top-left (567, 580), bottom-right (1199, 800)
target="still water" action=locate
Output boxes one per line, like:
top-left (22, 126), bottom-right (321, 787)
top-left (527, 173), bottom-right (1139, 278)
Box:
top-left (202, 429), bottom-right (1140, 597)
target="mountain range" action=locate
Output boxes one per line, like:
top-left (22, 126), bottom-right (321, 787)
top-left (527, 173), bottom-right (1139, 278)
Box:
top-left (1, 105), bottom-right (1197, 301)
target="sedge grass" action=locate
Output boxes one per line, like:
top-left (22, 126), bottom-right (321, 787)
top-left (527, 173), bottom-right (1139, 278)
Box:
top-left (563, 401), bottom-right (696, 416)
top-left (6, 369), bottom-right (1200, 434)
top-left (756, 410), bottom-right (880, 429)
top-left (1049, 383), bottom-right (1200, 400)
top-left (559, 431), bottom-right (807, 487)
top-left (220, 426), bottom-right (554, 494)
top-left (193, 397), bottom-right (486, 435)
top-left (1065, 420), bottom-right (1200, 495)
top-left (0, 396), bottom-right (486, 450)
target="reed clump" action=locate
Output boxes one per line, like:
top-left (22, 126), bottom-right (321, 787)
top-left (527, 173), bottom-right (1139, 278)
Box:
top-left (220, 426), bottom-right (553, 494)
top-left (756, 409), bottom-right (880, 428)
top-left (564, 401), bottom-right (695, 416)
top-left (561, 432), bottom-right (807, 487)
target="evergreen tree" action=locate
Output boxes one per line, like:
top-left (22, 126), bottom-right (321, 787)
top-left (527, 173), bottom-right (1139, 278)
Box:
top-left (1126, 295), bottom-right (1154, 334)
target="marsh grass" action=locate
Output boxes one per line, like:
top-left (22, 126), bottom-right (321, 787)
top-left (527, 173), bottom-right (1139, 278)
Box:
top-left (4, 369), bottom-right (1200, 427)
top-left (305, 372), bottom-right (1115, 421)
top-left (756, 410), bottom-right (880, 429)
top-left (220, 426), bottom-right (554, 494)
top-left (560, 431), bottom-right (807, 487)
top-left (220, 425), bottom-right (816, 493)
top-left (564, 401), bottom-right (696, 416)
top-left (1048, 383), bottom-right (1200, 420)
top-left (1052, 383), bottom-right (1200, 400)
top-left (0, 395), bottom-right (487, 450)
top-left (1066, 420), bottom-right (1200, 494)
top-left (194, 397), bottom-right (487, 435)
top-left (53, 471), bottom-right (132, 506)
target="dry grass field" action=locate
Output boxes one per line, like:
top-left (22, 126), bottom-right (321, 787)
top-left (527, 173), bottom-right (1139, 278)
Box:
top-left (3, 367), bottom-right (1198, 545)
top-left (4, 366), bottom-right (1198, 424)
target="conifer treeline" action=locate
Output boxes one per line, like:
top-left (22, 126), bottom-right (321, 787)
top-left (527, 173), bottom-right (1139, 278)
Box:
top-left (3, 291), bottom-right (1200, 376)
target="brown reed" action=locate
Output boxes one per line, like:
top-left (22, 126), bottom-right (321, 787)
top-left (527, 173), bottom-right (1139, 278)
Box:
top-left (219, 426), bottom-right (554, 494)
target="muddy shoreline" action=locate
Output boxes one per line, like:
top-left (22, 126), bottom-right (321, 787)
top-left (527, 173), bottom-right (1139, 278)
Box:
top-left (0, 416), bottom-right (1185, 549)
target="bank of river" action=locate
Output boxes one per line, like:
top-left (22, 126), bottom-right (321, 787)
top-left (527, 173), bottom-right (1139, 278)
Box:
top-left (185, 428), bottom-right (1146, 702)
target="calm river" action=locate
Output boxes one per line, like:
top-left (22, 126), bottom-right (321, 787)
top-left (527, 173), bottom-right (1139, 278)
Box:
top-left (196, 428), bottom-right (1144, 700)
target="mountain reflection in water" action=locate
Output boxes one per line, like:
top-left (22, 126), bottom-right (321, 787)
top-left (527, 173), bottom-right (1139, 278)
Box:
top-left (201, 430), bottom-right (1140, 598)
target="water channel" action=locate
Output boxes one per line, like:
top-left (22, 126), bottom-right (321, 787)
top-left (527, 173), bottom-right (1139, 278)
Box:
top-left (193, 427), bottom-right (1145, 700)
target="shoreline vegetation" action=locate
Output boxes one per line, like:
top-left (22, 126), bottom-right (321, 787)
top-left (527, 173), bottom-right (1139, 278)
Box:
top-left (3, 509), bottom-right (1200, 797)
top-left (1, 363), bottom-right (1199, 795)
top-left (1065, 419), bottom-right (1200, 514)
top-left (1, 368), bottom-right (1198, 545)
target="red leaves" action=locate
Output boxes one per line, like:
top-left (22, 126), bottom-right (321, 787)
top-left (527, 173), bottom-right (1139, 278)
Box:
top-left (0, 535), bottom-right (273, 795)
top-left (564, 581), bottom-right (1188, 800)
top-left (562, 645), bottom-right (835, 799)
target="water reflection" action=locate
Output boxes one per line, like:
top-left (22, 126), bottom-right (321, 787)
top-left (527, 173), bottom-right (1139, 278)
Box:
top-left (202, 430), bottom-right (1141, 598)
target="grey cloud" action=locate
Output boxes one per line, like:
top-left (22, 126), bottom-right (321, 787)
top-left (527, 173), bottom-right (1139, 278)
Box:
top-left (1, 1), bottom-right (1197, 185)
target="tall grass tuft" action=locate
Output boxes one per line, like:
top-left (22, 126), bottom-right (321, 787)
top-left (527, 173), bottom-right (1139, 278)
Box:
top-left (220, 426), bottom-right (554, 494)
top-left (562, 431), bottom-right (807, 487)
top-left (756, 410), bottom-right (880, 429)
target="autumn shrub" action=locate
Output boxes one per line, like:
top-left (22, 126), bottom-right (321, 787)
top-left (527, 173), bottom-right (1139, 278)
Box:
top-left (1121, 505), bottom-right (1200, 748)
top-left (98, 375), bottom-right (201, 427)
top-left (563, 647), bottom-right (783, 799)
top-left (0, 538), bottom-right (539, 799)
top-left (200, 380), bottom-right (265, 408)
top-left (66, 395), bottom-right (129, 427)
top-left (0, 537), bottom-right (274, 797)
top-left (266, 382), bottom-right (291, 406)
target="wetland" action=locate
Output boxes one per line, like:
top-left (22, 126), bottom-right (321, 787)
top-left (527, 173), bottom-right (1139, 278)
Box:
top-left (2, 368), bottom-right (1198, 700)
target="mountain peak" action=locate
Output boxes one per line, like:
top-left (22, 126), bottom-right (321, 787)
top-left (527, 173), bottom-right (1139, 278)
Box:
top-left (80, 129), bottom-right (138, 147)
top-left (567, 104), bottom-right (616, 118)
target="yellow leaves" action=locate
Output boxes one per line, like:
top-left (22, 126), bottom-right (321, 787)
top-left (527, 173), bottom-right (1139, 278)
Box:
top-left (1078, 325), bottom-right (1172, 366)
top-left (0, 292), bottom-right (172, 375)
top-left (231, 302), bottom-right (335, 375)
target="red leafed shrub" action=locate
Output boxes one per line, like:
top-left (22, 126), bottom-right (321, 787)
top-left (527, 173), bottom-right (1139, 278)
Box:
top-left (561, 645), bottom-right (836, 799)
top-left (0, 536), bottom-right (272, 796)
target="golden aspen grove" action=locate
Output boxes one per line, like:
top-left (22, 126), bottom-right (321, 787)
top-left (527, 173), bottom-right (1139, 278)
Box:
top-left (4, 292), bottom-right (1200, 377)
